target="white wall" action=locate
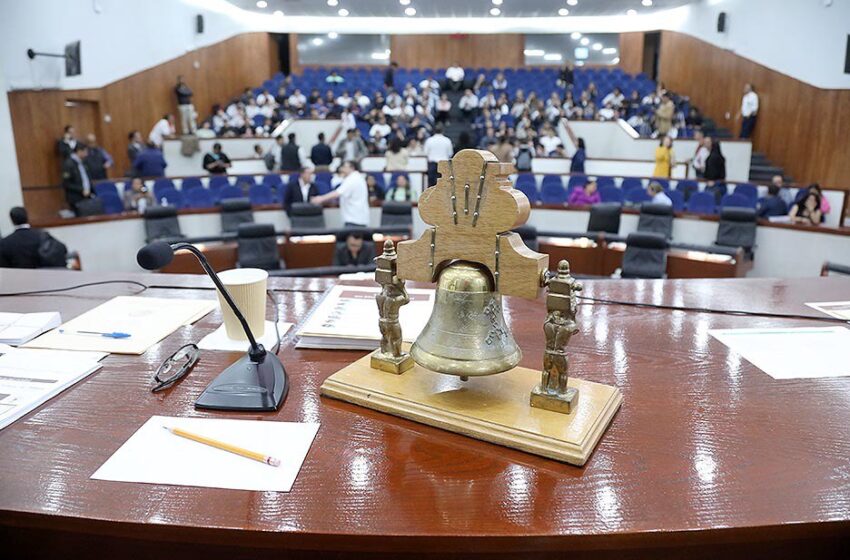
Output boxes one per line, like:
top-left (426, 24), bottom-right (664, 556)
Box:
top-left (0, 61), bottom-right (24, 234)
top-left (671, 0), bottom-right (850, 90)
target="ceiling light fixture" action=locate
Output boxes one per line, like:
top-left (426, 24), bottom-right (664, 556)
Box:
top-left (492, 0), bottom-right (503, 5)
top-left (400, 0), bottom-right (411, 5)
top-left (602, 47), bottom-right (617, 54)
top-left (523, 49), bottom-right (545, 56)
top-left (626, 9), bottom-right (637, 16)
top-left (312, 38), bottom-right (324, 46)
top-left (338, 8), bottom-right (349, 16)
top-left (592, 43), bottom-right (602, 51)
top-left (543, 53), bottom-right (563, 61)
top-left (328, 32), bottom-right (338, 39)
top-left (256, 0), bottom-right (267, 8)
top-left (567, 0), bottom-right (578, 6)
top-left (612, 57), bottom-right (620, 64)
top-left (580, 37), bottom-right (589, 46)
top-left (327, 0), bottom-right (338, 6)
top-left (371, 52), bottom-right (390, 60)
top-left (575, 60), bottom-right (585, 67)
top-left (405, 7), bottom-right (416, 16)
top-left (642, 0), bottom-right (653, 6)
top-left (570, 32), bottom-right (581, 39)
top-left (558, 8), bottom-right (569, 16)
top-left (273, 10), bottom-right (283, 17)
top-left (490, 7), bottom-right (501, 15)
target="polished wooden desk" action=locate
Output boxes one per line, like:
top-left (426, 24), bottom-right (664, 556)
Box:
top-left (1, 269), bottom-right (848, 559)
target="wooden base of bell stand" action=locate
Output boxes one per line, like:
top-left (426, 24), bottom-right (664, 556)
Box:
top-left (320, 353), bottom-right (622, 466)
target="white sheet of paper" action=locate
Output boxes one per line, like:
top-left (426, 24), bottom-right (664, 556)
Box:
top-left (709, 326), bottom-right (850, 379)
top-left (91, 415), bottom-right (319, 492)
top-left (197, 321), bottom-right (293, 352)
top-left (805, 301), bottom-right (850, 321)
top-left (24, 296), bottom-right (216, 355)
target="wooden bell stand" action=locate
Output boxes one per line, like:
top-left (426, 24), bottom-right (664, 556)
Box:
top-left (321, 150), bottom-right (622, 466)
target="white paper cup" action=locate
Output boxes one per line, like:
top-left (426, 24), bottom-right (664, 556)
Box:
top-left (217, 268), bottom-right (268, 340)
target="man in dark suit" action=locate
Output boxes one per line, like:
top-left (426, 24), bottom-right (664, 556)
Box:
top-left (310, 133), bottom-right (333, 169)
top-left (0, 207), bottom-right (67, 268)
top-left (57, 125), bottom-right (77, 162)
top-left (282, 167), bottom-right (318, 216)
top-left (61, 143), bottom-right (94, 214)
top-left (132, 142), bottom-right (168, 178)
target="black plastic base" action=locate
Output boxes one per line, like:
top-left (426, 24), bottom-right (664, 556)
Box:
top-left (195, 352), bottom-right (288, 412)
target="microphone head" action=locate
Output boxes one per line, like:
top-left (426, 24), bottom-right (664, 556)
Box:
top-left (137, 241), bottom-right (175, 270)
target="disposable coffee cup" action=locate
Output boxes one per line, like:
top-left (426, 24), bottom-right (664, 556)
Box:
top-left (216, 268), bottom-right (268, 340)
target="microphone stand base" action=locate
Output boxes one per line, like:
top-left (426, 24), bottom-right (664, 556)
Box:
top-left (195, 353), bottom-right (288, 412)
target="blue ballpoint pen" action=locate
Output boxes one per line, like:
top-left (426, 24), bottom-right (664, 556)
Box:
top-left (59, 329), bottom-right (132, 339)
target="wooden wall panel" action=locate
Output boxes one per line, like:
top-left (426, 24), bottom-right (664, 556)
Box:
top-left (618, 32), bottom-right (645, 76)
top-left (658, 30), bottom-right (850, 189)
top-left (389, 34), bottom-right (524, 70)
top-left (8, 32), bottom-right (277, 217)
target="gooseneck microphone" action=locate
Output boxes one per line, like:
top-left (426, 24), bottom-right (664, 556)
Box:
top-left (136, 241), bottom-right (287, 412)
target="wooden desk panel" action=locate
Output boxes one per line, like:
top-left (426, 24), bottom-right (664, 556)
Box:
top-left (0, 270), bottom-right (848, 558)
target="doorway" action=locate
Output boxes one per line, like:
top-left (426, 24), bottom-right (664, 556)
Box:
top-left (642, 32), bottom-right (661, 81)
top-left (62, 99), bottom-right (101, 143)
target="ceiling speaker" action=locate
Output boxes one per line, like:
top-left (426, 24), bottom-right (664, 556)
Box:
top-left (196, 14), bottom-right (204, 34)
top-left (717, 12), bottom-right (727, 33)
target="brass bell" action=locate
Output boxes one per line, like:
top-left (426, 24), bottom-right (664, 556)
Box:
top-left (411, 261), bottom-right (522, 377)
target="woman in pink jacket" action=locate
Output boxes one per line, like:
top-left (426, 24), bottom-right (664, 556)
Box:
top-left (568, 179), bottom-right (601, 207)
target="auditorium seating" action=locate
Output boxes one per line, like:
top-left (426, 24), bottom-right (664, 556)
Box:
top-left (380, 201), bottom-right (413, 226)
top-left (289, 203), bottom-right (326, 229)
top-left (637, 203), bottom-right (674, 239)
top-left (621, 232), bottom-right (669, 279)
top-left (143, 206), bottom-right (184, 243)
top-left (220, 198), bottom-right (254, 233)
top-left (99, 193), bottom-right (124, 215)
top-left (587, 203), bottom-right (622, 236)
top-left (715, 207), bottom-right (758, 256)
top-left (236, 223), bottom-right (282, 270)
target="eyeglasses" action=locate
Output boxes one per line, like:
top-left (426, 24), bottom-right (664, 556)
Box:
top-left (152, 343), bottom-right (200, 393)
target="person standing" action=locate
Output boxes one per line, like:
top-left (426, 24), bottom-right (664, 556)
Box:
top-left (654, 94), bottom-right (675, 137)
top-left (283, 167), bottom-right (318, 216)
top-left (739, 83), bottom-right (759, 139)
top-left (570, 138), bottom-right (587, 173)
top-left (691, 130), bottom-right (709, 178)
top-left (62, 144), bottom-right (93, 214)
top-left (653, 136), bottom-right (675, 178)
top-left (280, 132), bottom-right (304, 172)
top-left (703, 138), bottom-right (727, 203)
top-left (57, 125), bottom-right (77, 161)
top-left (0, 207), bottom-right (67, 269)
top-left (127, 130), bottom-right (145, 171)
top-left (83, 133), bottom-right (113, 181)
top-left (310, 133), bottom-right (333, 169)
top-left (175, 75), bottom-right (196, 135)
top-left (311, 160), bottom-right (370, 227)
top-left (423, 124), bottom-right (453, 188)
top-left (445, 62), bottom-right (465, 91)
top-left (384, 61), bottom-right (398, 89)
top-left (202, 143), bottom-right (232, 175)
top-left (133, 142), bottom-right (168, 178)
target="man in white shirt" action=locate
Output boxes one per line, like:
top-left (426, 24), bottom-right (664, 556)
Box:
top-left (311, 161), bottom-right (370, 227)
top-left (691, 130), bottom-right (709, 178)
top-left (148, 114), bottom-right (175, 148)
top-left (647, 182), bottom-right (672, 206)
top-left (458, 89), bottom-right (479, 121)
top-left (369, 115), bottom-right (392, 151)
top-left (739, 83), bottom-right (759, 139)
top-left (538, 128), bottom-right (563, 156)
top-left (423, 124), bottom-right (454, 188)
top-left (288, 89), bottom-right (307, 111)
top-left (445, 63), bottom-right (465, 91)
top-left (601, 87), bottom-right (625, 110)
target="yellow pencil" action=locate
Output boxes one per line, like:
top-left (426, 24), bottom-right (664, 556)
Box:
top-left (164, 426), bottom-right (280, 467)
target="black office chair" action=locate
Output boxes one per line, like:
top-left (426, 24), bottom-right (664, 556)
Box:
top-left (637, 203), bottom-right (674, 239)
top-left (587, 203), bottom-right (622, 236)
top-left (236, 223), bottom-right (282, 270)
top-left (715, 207), bottom-right (757, 257)
top-left (512, 225), bottom-right (539, 252)
top-left (143, 206), bottom-right (184, 243)
top-left (621, 232), bottom-right (669, 279)
top-left (289, 203), bottom-right (326, 229)
top-left (220, 198), bottom-right (254, 234)
top-left (380, 201), bottom-right (413, 226)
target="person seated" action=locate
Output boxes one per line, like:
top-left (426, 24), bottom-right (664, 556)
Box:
top-left (0, 207), bottom-right (67, 269)
top-left (601, 87), bottom-right (625, 110)
top-left (444, 63), bottom-right (465, 91)
top-left (195, 121), bottom-right (216, 139)
top-left (365, 174), bottom-right (385, 202)
top-left (492, 72), bottom-right (508, 93)
top-left (283, 167), bottom-right (318, 216)
top-left (647, 181), bottom-right (672, 206)
top-left (369, 114), bottom-right (392, 152)
top-left (538, 127), bottom-right (563, 156)
top-left (806, 183), bottom-right (831, 216)
top-left (756, 184), bottom-right (788, 219)
top-left (202, 142), bottom-right (232, 175)
top-left (325, 70), bottom-right (345, 84)
top-left (386, 174), bottom-right (416, 202)
top-left (123, 177), bottom-right (155, 212)
top-left (789, 191), bottom-right (823, 226)
top-left (568, 180), bottom-right (601, 207)
top-left (458, 89), bottom-right (479, 121)
top-left (333, 232), bottom-right (375, 267)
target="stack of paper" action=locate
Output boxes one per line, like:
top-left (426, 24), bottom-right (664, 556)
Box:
top-left (0, 312), bottom-right (61, 345)
top-left (24, 296), bottom-right (216, 355)
top-left (296, 285), bottom-right (435, 350)
top-left (0, 347), bottom-right (106, 430)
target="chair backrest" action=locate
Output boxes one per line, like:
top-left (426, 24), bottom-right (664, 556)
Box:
top-left (675, 180), bottom-right (699, 200)
top-left (152, 178), bottom-right (175, 200)
top-left (368, 172), bottom-right (387, 193)
top-left (143, 206), bottom-right (183, 243)
top-left (94, 181), bottom-right (118, 198)
top-left (181, 177), bottom-right (203, 191)
top-left (219, 185), bottom-right (244, 201)
top-left (159, 188), bottom-right (185, 209)
top-left (289, 202), bottom-right (326, 229)
top-left (686, 191), bottom-right (716, 214)
top-left (587, 203), bottom-right (622, 234)
top-left (220, 197), bottom-right (255, 233)
top-left (208, 175), bottom-right (231, 191)
top-left (716, 207), bottom-right (757, 251)
top-left (637, 203), bottom-right (674, 238)
top-left (720, 193), bottom-right (754, 209)
top-left (235, 175), bottom-right (257, 189)
top-left (261, 174), bottom-right (283, 189)
top-left (98, 193), bottom-right (124, 215)
top-left (512, 225), bottom-right (539, 251)
top-left (248, 184), bottom-right (275, 205)
top-left (599, 185), bottom-right (624, 203)
top-left (596, 176), bottom-right (615, 190)
top-left (733, 183), bottom-right (758, 203)
top-left (566, 175), bottom-right (586, 189)
top-left (621, 177), bottom-right (643, 192)
top-left (540, 176), bottom-right (567, 204)
top-left (380, 201), bottom-right (413, 226)
top-left (185, 187), bottom-right (215, 209)
top-left (625, 188), bottom-right (652, 205)
top-left (515, 180), bottom-right (539, 203)
top-left (667, 189), bottom-right (686, 212)
top-left (621, 231), bottom-right (669, 279)
top-left (237, 223), bottom-right (281, 270)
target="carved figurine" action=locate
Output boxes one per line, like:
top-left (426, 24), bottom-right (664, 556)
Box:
top-left (371, 240), bottom-right (414, 374)
top-left (530, 260), bottom-right (583, 414)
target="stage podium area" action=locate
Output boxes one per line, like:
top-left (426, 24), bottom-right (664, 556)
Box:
top-left (1, 268), bottom-right (849, 559)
